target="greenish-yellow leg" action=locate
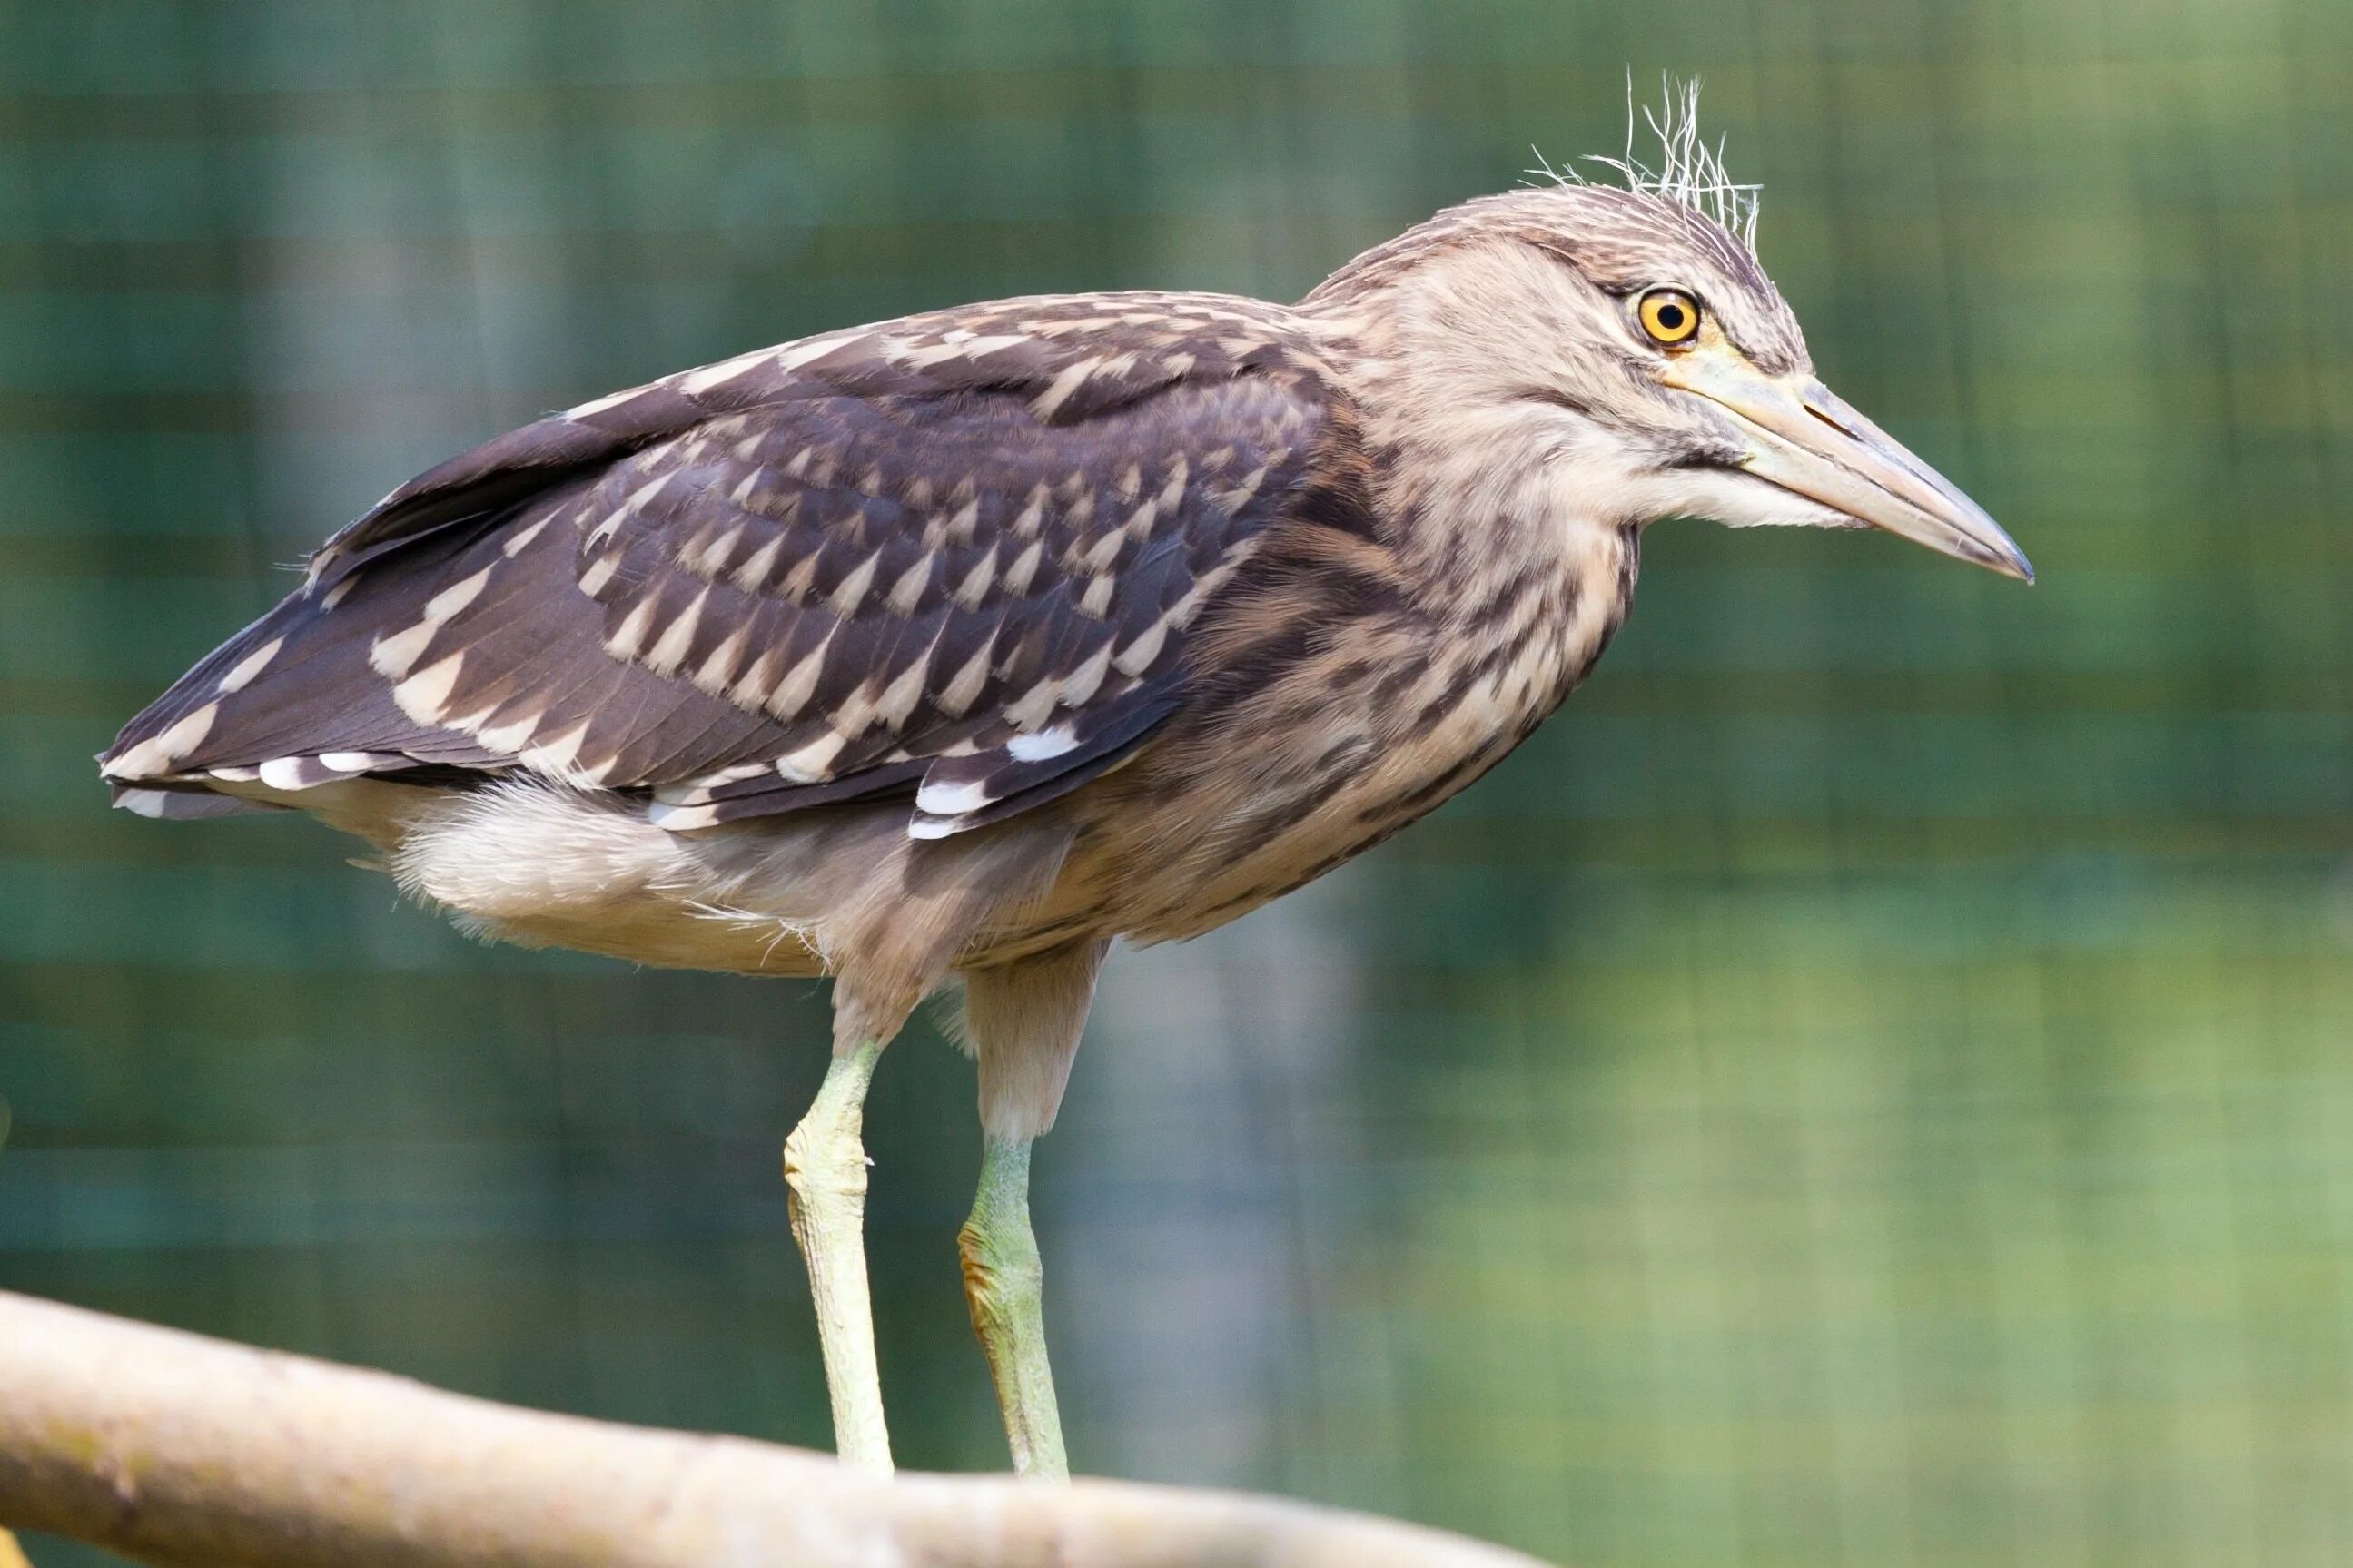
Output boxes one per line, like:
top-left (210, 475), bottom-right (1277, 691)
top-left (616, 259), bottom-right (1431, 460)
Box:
top-left (783, 1040), bottom-right (893, 1472)
top-left (959, 1133), bottom-right (1067, 1479)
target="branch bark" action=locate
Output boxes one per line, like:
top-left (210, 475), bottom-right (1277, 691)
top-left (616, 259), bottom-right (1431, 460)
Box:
top-left (0, 1291), bottom-right (1546, 1568)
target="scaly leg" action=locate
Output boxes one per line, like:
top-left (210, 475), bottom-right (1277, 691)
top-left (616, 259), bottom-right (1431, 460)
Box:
top-left (959, 1131), bottom-right (1065, 1478)
top-left (959, 941), bottom-right (1104, 1477)
top-left (783, 1040), bottom-right (892, 1471)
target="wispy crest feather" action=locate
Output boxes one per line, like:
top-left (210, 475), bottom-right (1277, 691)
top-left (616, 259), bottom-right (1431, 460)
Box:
top-left (1531, 74), bottom-right (1762, 250)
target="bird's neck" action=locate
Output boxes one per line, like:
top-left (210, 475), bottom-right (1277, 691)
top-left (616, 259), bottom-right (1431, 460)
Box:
top-left (1305, 316), bottom-right (1643, 720)
top-left (1394, 462), bottom-right (1637, 745)
top-left (1386, 420), bottom-right (1637, 635)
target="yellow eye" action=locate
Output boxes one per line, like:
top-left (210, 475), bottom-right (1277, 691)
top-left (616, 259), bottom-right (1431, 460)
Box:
top-left (1637, 289), bottom-right (1702, 346)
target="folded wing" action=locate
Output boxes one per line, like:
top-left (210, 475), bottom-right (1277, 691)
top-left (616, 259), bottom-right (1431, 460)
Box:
top-left (102, 294), bottom-right (1330, 838)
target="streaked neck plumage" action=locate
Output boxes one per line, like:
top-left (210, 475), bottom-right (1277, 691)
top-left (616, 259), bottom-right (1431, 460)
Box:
top-left (1304, 242), bottom-right (1641, 716)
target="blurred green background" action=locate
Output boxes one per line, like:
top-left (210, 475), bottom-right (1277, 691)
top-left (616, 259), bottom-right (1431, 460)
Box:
top-left (4, 2), bottom-right (2351, 1564)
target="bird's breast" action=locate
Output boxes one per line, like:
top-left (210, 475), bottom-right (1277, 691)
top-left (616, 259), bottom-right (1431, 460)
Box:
top-left (1062, 520), bottom-right (1639, 946)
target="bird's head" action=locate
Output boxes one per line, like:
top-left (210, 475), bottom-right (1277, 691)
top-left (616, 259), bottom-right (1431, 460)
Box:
top-left (1305, 102), bottom-right (2031, 583)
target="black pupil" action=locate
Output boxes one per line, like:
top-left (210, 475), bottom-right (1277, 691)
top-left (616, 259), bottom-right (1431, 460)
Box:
top-left (1656, 303), bottom-right (1686, 330)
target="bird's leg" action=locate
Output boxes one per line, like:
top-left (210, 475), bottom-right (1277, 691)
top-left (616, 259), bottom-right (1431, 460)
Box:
top-left (783, 1039), bottom-right (893, 1471)
top-left (959, 1131), bottom-right (1065, 1478)
top-left (958, 940), bottom-right (1105, 1479)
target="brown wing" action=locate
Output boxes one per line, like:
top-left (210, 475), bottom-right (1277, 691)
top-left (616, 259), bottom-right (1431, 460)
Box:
top-left (101, 293), bottom-right (1330, 838)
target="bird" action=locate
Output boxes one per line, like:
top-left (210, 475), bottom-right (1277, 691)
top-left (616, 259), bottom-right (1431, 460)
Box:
top-left (98, 98), bottom-right (2029, 1482)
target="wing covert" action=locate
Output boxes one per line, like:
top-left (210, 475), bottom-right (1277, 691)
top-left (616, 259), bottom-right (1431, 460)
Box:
top-left (102, 294), bottom-right (1335, 839)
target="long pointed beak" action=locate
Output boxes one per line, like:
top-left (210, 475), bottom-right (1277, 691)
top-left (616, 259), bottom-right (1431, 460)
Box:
top-left (1660, 358), bottom-right (2033, 583)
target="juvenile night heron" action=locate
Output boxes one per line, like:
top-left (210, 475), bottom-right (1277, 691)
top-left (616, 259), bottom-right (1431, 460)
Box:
top-left (100, 104), bottom-right (2028, 1479)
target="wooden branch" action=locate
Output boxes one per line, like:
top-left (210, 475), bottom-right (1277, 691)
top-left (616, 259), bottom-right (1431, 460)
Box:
top-left (0, 1291), bottom-right (1546, 1568)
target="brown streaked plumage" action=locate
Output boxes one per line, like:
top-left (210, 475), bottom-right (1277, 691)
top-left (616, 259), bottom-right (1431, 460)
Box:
top-left (101, 140), bottom-right (2031, 1479)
